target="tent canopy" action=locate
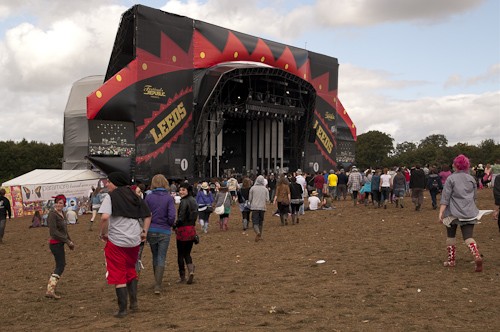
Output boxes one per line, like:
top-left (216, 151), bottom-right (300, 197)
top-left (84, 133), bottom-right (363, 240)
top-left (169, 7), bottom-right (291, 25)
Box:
top-left (2, 169), bottom-right (104, 186)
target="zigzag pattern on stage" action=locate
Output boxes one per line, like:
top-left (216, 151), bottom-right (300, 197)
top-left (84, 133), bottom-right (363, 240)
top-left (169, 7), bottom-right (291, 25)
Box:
top-left (87, 5), bottom-right (356, 178)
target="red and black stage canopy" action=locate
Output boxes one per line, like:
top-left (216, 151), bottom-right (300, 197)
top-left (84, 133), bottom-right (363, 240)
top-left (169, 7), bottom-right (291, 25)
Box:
top-left (87, 5), bottom-right (356, 180)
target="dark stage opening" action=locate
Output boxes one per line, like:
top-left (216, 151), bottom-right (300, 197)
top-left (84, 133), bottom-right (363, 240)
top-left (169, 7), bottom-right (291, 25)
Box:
top-left (194, 63), bottom-right (316, 178)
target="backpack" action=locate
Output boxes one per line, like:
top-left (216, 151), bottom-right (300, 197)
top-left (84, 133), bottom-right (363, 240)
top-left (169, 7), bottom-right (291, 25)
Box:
top-left (430, 177), bottom-right (441, 190)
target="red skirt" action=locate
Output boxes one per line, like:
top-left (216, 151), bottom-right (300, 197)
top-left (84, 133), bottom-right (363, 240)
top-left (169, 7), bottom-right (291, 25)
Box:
top-left (176, 225), bottom-right (196, 241)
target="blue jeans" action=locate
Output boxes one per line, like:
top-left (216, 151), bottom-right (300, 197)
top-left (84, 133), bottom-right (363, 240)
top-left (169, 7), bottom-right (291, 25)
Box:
top-left (328, 186), bottom-right (337, 199)
top-left (147, 232), bottom-right (171, 267)
top-left (252, 210), bottom-right (265, 235)
top-left (49, 242), bottom-right (66, 276)
top-left (429, 189), bottom-right (439, 208)
top-left (381, 187), bottom-right (391, 202)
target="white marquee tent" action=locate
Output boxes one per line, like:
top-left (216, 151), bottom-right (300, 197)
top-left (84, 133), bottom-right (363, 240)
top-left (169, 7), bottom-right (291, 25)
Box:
top-left (2, 169), bottom-right (104, 187)
top-left (2, 169), bottom-right (105, 218)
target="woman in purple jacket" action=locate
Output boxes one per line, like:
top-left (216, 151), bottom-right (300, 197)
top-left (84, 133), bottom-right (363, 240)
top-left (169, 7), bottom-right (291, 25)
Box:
top-left (144, 174), bottom-right (176, 294)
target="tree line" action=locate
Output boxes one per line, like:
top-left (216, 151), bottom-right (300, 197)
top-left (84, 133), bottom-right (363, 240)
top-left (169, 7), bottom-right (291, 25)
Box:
top-left (0, 140), bottom-right (63, 184)
top-left (355, 131), bottom-right (500, 170)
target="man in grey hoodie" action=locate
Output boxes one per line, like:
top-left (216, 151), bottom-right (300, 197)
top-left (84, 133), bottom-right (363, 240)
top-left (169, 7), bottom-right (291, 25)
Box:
top-left (249, 175), bottom-right (269, 242)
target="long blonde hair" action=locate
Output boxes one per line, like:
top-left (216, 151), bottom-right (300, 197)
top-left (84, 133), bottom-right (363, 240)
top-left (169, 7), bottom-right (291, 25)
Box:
top-left (150, 174), bottom-right (169, 189)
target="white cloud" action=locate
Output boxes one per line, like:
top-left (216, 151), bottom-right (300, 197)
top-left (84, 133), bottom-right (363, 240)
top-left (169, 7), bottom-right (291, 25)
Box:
top-left (341, 65), bottom-right (500, 145)
top-left (161, 0), bottom-right (485, 39)
top-left (0, 3), bottom-right (125, 142)
top-left (467, 63), bottom-right (500, 85)
top-left (1, 5), bottom-right (124, 92)
top-left (314, 0), bottom-right (484, 27)
top-left (0, 86), bottom-right (69, 142)
top-left (0, 0), bottom-right (119, 25)
top-left (444, 63), bottom-right (500, 88)
top-left (0, 4), bottom-right (10, 20)
top-left (161, 0), bottom-right (314, 42)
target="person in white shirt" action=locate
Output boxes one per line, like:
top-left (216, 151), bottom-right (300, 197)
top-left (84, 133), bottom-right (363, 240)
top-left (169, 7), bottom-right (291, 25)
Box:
top-left (307, 191), bottom-right (322, 210)
top-left (295, 169), bottom-right (307, 214)
top-left (379, 168), bottom-right (393, 209)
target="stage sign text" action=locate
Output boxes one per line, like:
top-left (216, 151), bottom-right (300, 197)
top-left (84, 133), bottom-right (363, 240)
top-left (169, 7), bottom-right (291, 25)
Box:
top-left (313, 120), bottom-right (333, 154)
top-left (150, 102), bottom-right (187, 144)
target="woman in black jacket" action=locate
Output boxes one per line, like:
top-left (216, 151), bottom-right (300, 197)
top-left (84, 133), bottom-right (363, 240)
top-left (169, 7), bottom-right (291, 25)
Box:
top-left (238, 177), bottom-right (252, 230)
top-left (493, 175), bottom-right (500, 232)
top-left (175, 182), bottom-right (199, 284)
top-left (289, 176), bottom-right (304, 225)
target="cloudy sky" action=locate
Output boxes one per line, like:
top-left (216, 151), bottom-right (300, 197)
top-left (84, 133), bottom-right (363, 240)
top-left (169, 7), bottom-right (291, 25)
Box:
top-left (0, 0), bottom-right (498, 146)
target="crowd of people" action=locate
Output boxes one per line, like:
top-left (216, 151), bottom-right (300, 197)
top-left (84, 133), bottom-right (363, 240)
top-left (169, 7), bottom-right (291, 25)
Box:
top-left (2, 155), bottom-right (499, 318)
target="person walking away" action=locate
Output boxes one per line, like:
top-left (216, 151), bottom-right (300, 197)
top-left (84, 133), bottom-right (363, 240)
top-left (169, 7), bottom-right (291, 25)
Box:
top-left (45, 194), bottom-right (75, 299)
top-left (313, 171), bottom-right (325, 200)
top-left (475, 164), bottom-right (485, 189)
top-left (410, 165), bottom-right (426, 211)
top-left (267, 173), bottom-right (277, 203)
top-left (99, 172), bottom-right (151, 317)
top-left (427, 168), bottom-right (442, 210)
top-left (360, 169), bottom-right (372, 206)
top-left (144, 174), bottom-right (176, 295)
top-left (347, 166), bottom-right (363, 206)
top-left (0, 188), bottom-right (12, 243)
top-left (493, 174), bottom-right (500, 232)
top-left (174, 183), bottom-right (198, 284)
top-left (89, 186), bottom-right (103, 230)
top-left (227, 177), bottom-right (239, 202)
top-left (439, 165), bottom-right (452, 186)
top-left (214, 182), bottom-right (231, 231)
top-left (289, 176), bottom-right (304, 225)
top-left (237, 178), bottom-right (252, 231)
top-left (483, 163), bottom-right (493, 188)
top-left (249, 175), bottom-right (269, 241)
top-left (274, 175), bottom-right (291, 225)
top-left (322, 170), bottom-right (329, 197)
top-left (371, 169), bottom-right (381, 208)
top-left (295, 170), bottom-right (307, 215)
top-left (337, 169), bottom-right (348, 200)
top-left (327, 169), bottom-right (338, 200)
top-left (196, 182), bottom-right (214, 233)
top-left (439, 155), bottom-right (483, 272)
top-left (380, 168), bottom-right (392, 209)
top-left (392, 168), bottom-right (406, 208)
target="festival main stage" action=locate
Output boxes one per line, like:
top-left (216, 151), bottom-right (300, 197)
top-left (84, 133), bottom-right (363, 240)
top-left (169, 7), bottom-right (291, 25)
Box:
top-left (84, 5), bottom-right (356, 181)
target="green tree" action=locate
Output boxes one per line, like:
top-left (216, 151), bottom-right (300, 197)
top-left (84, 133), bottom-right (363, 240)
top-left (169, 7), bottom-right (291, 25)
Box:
top-left (355, 131), bottom-right (394, 169)
top-left (394, 141), bottom-right (417, 157)
top-left (0, 140), bottom-right (63, 184)
top-left (477, 139), bottom-right (500, 164)
top-left (418, 134), bottom-right (448, 149)
top-left (412, 134), bottom-right (450, 166)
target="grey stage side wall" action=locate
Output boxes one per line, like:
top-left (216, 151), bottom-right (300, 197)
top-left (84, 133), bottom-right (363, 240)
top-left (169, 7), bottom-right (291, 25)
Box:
top-left (63, 76), bottom-right (104, 170)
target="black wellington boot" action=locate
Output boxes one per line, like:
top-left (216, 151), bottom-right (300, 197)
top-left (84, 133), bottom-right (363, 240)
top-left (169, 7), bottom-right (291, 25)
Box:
top-left (127, 279), bottom-right (138, 311)
top-left (114, 287), bottom-right (128, 318)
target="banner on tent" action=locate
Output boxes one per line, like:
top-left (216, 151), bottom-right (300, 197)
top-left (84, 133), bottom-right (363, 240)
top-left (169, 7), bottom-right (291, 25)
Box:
top-left (21, 179), bottom-right (102, 203)
top-left (5, 186), bottom-right (24, 218)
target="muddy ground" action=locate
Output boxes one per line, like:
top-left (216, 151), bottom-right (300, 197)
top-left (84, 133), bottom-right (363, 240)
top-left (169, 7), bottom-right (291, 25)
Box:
top-left (0, 188), bottom-right (499, 331)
